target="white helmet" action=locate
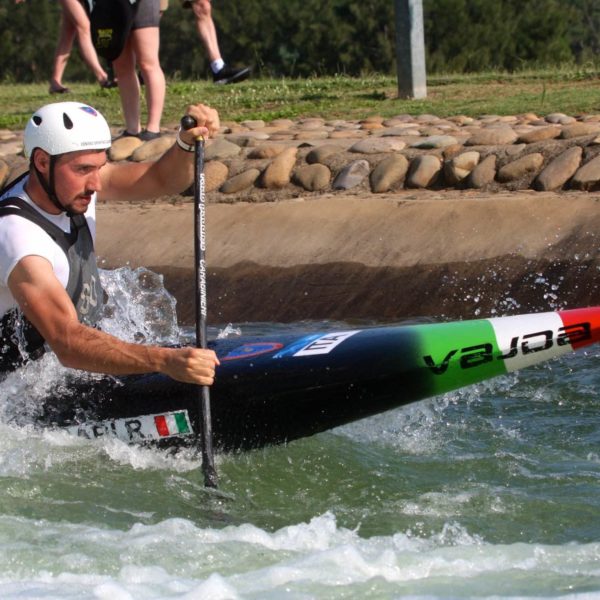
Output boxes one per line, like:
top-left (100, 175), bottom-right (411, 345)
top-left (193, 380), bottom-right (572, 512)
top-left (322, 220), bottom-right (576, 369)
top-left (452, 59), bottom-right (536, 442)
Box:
top-left (24, 102), bottom-right (112, 159)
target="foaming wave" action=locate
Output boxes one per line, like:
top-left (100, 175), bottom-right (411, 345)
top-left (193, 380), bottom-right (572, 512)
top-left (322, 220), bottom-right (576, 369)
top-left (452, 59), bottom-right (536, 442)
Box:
top-left (1, 512), bottom-right (598, 598)
top-left (334, 395), bottom-right (455, 454)
top-left (0, 421), bottom-right (94, 477)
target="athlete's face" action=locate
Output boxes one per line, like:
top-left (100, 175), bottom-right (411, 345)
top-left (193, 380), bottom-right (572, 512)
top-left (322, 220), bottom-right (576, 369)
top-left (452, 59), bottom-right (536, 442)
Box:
top-left (52, 150), bottom-right (108, 215)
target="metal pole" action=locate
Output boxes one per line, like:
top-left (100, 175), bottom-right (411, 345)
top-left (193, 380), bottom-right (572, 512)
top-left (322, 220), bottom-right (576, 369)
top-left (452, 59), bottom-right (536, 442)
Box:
top-left (394, 0), bottom-right (427, 99)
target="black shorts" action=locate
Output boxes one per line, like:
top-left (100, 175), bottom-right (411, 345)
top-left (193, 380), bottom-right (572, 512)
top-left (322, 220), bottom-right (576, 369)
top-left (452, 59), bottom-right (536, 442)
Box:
top-left (132, 0), bottom-right (160, 29)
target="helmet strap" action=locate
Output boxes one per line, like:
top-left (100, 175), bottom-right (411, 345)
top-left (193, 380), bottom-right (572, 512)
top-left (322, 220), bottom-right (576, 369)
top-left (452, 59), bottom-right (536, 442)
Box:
top-left (31, 152), bottom-right (74, 217)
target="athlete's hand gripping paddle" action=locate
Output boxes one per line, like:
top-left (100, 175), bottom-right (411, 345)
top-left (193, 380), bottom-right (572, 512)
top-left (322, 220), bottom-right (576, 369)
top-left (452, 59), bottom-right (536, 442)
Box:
top-left (181, 115), bottom-right (217, 488)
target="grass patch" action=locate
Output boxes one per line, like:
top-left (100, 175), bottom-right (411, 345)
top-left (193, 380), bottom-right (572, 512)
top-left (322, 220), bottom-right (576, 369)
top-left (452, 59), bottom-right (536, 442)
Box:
top-left (1, 67), bottom-right (600, 130)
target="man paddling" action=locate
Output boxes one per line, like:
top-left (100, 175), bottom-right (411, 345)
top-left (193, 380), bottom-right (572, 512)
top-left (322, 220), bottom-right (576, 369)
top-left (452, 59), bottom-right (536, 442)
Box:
top-left (0, 101), bottom-right (220, 385)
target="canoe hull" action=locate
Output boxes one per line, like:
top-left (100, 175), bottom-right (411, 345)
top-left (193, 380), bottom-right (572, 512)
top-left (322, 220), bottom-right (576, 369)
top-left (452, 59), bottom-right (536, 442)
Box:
top-left (38, 307), bottom-right (600, 452)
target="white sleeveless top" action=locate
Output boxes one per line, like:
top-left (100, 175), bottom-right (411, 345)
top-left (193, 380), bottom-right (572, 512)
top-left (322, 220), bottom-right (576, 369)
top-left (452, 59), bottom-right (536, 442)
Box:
top-left (0, 176), bottom-right (97, 316)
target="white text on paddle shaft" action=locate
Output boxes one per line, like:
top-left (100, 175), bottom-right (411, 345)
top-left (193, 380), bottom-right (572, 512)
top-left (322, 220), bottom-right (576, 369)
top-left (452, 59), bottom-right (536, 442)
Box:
top-left (294, 331), bottom-right (361, 356)
top-left (424, 321), bottom-right (591, 375)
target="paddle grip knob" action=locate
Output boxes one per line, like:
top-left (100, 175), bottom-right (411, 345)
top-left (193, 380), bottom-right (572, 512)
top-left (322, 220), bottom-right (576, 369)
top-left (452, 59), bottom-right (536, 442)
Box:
top-left (180, 115), bottom-right (197, 131)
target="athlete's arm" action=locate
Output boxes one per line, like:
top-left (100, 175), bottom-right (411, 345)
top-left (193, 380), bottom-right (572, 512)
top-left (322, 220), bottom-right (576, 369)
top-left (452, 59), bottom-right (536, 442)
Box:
top-left (8, 255), bottom-right (219, 383)
top-left (97, 103), bottom-right (220, 203)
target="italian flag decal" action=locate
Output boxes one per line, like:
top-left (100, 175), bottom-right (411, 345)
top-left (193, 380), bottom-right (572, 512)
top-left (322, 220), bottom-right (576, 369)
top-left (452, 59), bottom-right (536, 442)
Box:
top-left (154, 411), bottom-right (191, 438)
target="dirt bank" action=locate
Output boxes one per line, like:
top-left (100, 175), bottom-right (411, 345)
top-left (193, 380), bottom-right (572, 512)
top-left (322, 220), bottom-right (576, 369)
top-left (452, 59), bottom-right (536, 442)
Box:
top-left (96, 189), bottom-right (600, 324)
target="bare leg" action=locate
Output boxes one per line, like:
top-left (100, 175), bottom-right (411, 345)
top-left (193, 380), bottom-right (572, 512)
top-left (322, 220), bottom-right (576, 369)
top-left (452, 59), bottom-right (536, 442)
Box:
top-left (50, 11), bottom-right (76, 91)
top-left (189, 0), bottom-right (250, 84)
top-left (112, 38), bottom-right (142, 134)
top-left (191, 0), bottom-right (221, 63)
top-left (59, 0), bottom-right (108, 84)
top-left (131, 26), bottom-right (165, 133)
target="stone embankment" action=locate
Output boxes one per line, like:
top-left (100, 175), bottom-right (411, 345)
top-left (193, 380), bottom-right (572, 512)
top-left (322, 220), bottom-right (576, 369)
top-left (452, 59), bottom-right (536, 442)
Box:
top-left (4, 111), bottom-right (600, 198)
top-left (103, 111), bottom-right (600, 199)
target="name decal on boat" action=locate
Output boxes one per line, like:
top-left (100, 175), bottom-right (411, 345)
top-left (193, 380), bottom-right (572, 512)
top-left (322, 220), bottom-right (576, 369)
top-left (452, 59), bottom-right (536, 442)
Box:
top-left (65, 410), bottom-right (194, 441)
top-left (424, 321), bottom-right (591, 375)
top-left (293, 330), bottom-right (361, 356)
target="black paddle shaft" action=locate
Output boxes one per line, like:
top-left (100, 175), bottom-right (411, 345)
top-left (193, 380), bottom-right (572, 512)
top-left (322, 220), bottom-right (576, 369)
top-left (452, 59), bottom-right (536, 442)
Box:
top-left (181, 115), bottom-right (217, 488)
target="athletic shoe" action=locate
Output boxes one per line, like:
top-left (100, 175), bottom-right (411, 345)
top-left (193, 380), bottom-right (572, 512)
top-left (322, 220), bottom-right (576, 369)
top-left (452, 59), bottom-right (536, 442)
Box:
top-left (112, 130), bottom-right (140, 141)
top-left (213, 65), bottom-right (251, 85)
top-left (49, 85), bottom-right (70, 94)
top-left (138, 130), bottom-right (162, 141)
top-left (100, 78), bottom-right (118, 89)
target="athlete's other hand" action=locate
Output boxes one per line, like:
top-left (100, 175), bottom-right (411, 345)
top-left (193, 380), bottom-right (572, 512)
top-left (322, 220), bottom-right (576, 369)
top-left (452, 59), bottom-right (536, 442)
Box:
top-left (180, 103), bottom-right (220, 145)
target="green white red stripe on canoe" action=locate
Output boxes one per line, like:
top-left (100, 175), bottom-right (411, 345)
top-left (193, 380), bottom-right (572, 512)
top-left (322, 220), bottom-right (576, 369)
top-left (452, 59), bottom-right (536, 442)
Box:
top-left (416, 306), bottom-right (600, 397)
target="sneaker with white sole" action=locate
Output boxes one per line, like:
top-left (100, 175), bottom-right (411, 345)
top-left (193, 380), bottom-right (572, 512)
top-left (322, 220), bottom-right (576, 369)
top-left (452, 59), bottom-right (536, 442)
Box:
top-left (213, 65), bottom-right (251, 85)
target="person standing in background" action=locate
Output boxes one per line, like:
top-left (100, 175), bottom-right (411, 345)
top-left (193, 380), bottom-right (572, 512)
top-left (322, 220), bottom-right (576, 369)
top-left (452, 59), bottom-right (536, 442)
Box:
top-left (112, 0), bottom-right (166, 140)
top-left (15, 0), bottom-right (116, 94)
top-left (162, 0), bottom-right (250, 84)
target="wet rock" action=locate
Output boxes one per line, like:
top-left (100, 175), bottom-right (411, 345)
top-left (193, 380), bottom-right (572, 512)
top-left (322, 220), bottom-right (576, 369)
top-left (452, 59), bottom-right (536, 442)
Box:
top-left (294, 130), bottom-right (330, 141)
top-left (411, 135), bottom-right (459, 149)
top-left (0, 129), bottom-right (16, 142)
top-left (205, 138), bottom-right (243, 160)
top-left (380, 126), bottom-right (421, 137)
top-left (406, 154), bottom-right (442, 188)
top-left (518, 112), bottom-right (540, 122)
top-left (0, 140), bottom-right (23, 158)
top-left (306, 144), bottom-right (342, 165)
top-left (442, 144), bottom-right (465, 160)
top-left (517, 126), bottom-right (561, 144)
top-left (505, 143), bottom-right (527, 157)
top-left (415, 114), bottom-right (440, 123)
top-left (296, 118), bottom-right (326, 130)
top-left (534, 146), bottom-right (582, 191)
top-left (330, 121), bottom-right (361, 130)
top-left (293, 163), bottom-right (331, 191)
top-left (240, 119), bottom-right (266, 130)
top-left (329, 130), bottom-right (368, 139)
top-left (560, 122), bottom-right (600, 139)
top-left (226, 132), bottom-right (271, 146)
top-left (247, 143), bottom-right (286, 159)
top-left (131, 136), bottom-right (174, 162)
top-left (268, 132), bottom-right (296, 141)
top-left (205, 160), bottom-right (229, 192)
top-left (467, 154), bottom-right (497, 188)
top-left (349, 138), bottom-right (406, 154)
top-left (447, 115), bottom-right (475, 125)
top-left (546, 113), bottom-right (576, 125)
top-left (260, 147), bottom-right (298, 188)
top-left (360, 121), bottom-right (385, 131)
top-left (221, 168), bottom-right (261, 194)
top-left (221, 120), bottom-right (244, 133)
top-left (361, 115), bottom-right (384, 125)
top-left (270, 118), bottom-right (295, 128)
top-left (571, 154), bottom-right (600, 190)
top-left (0, 159), bottom-right (9, 188)
top-left (332, 159), bottom-right (370, 190)
top-left (497, 153), bottom-right (544, 182)
top-left (370, 155), bottom-right (409, 192)
top-left (466, 126), bottom-right (518, 146)
top-left (444, 151), bottom-right (480, 185)
top-left (109, 136), bottom-right (143, 161)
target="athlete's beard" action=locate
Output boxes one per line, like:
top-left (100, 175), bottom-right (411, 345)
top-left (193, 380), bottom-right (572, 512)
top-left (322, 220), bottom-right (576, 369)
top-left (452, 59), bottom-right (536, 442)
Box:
top-left (62, 190), bottom-right (95, 215)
